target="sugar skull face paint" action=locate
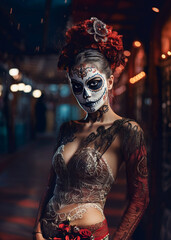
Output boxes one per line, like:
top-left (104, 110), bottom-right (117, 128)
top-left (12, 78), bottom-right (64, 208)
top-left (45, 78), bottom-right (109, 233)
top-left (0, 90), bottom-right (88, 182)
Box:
top-left (68, 64), bottom-right (108, 113)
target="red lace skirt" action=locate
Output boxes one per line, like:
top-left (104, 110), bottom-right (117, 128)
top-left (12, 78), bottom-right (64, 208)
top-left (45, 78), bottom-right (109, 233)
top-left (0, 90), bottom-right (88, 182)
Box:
top-left (77, 218), bottom-right (109, 240)
top-left (41, 218), bottom-right (109, 240)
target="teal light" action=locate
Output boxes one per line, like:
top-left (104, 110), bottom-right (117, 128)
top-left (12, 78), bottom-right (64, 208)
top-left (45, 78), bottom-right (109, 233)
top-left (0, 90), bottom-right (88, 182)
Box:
top-left (8, 0), bottom-right (71, 7)
top-left (60, 84), bottom-right (71, 97)
top-left (49, 84), bottom-right (58, 93)
top-left (53, 0), bottom-right (71, 6)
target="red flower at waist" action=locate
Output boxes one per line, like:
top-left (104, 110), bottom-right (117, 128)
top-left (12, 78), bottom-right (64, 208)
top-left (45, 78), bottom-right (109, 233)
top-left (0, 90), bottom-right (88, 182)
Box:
top-left (51, 219), bottom-right (94, 240)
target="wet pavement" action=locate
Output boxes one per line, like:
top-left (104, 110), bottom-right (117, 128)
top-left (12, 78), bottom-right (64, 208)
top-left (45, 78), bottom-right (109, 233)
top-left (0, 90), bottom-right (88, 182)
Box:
top-left (0, 135), bottom-right (127, 240)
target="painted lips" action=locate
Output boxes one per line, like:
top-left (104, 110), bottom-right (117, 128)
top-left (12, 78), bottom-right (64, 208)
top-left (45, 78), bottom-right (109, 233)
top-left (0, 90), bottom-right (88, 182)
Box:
top-left (81, 88), bottom-right (107, 108)
top-left (83, 101), bottom-right (98, 107)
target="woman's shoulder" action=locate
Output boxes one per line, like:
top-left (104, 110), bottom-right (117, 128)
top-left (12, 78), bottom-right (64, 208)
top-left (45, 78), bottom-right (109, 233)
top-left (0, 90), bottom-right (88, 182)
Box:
top-left (59, 120), bottom-right (74, 130)
top-left (121, 117), bottom-right (144, 133)
top-left (59, 118), bottom-right (144, 135)
top-left (120, 118), bottom-right (145, 145)
top-left (120, 118), bottom-right (146, 156)
top-left (121, 118), bottom-right (144, 147)
top-left (59, 119), bottom-right (81, 136)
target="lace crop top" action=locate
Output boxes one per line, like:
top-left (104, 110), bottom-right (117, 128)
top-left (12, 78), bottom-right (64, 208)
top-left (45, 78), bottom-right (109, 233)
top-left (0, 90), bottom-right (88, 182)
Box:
top-left (34, 118), bottom-right (150, 240)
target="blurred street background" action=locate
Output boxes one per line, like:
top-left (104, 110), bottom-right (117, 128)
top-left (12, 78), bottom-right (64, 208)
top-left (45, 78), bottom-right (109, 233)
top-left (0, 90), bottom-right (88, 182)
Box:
top-left (0, 0), bottom-right (171, 239)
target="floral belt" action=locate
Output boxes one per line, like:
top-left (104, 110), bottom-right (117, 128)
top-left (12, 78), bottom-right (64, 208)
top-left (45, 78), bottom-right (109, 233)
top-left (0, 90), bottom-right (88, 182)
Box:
top-left (41, 218), bottom-right (109, 240)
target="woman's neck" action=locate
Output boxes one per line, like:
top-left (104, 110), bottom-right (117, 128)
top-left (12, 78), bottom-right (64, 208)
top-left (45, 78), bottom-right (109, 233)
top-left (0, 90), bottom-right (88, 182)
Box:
top-left (83, 102), bottom-right (120, 125)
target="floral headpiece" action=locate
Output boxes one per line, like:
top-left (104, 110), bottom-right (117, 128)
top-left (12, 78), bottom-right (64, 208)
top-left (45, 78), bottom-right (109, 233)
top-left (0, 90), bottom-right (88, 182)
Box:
top-left (58, 17), bottom-right (126, 72)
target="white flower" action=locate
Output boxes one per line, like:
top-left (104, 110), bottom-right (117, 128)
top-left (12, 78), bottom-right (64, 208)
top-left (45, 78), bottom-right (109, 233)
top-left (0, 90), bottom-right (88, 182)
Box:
top-left (87, 17), bottom-right (108, 42)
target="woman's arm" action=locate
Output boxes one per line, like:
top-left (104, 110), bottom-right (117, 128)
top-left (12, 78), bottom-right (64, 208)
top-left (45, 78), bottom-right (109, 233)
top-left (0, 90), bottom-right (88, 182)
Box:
top-left (33, 166), bottom-right (56, 231)
top-left (112, 121), bottom-right (150, 240)
top-left (32, 122), bottom-right (66, 239)
top-left (32, 166), bottom-right (56, 240)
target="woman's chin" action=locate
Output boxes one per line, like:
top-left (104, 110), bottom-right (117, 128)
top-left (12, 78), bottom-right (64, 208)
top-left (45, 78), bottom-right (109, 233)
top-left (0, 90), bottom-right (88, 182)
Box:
top-left (82, 105), bottom-right (107, 113)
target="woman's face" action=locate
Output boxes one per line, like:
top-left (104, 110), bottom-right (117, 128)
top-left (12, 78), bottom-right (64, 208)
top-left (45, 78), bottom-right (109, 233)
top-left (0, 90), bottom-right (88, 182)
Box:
top-left (68, 63), bottom-right (109, 113)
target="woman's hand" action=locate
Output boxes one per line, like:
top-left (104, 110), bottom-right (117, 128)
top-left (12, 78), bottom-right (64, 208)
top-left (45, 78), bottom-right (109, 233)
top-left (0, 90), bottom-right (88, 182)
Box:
top-left (33, 221), bottom-right (46, 240)
top-left (33, 232), bottom-right (46, 240)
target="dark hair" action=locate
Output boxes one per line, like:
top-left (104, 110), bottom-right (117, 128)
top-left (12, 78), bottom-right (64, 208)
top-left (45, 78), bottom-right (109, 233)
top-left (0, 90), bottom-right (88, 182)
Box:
top-left (69, 49), bottom-right (112, 79)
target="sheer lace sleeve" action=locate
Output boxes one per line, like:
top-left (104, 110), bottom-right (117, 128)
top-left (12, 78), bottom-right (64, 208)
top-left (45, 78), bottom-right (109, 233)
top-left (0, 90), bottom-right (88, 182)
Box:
top-left (112, 120), bottom-right (150, 240)
top-left (33, 122), bottom-right (67, 231)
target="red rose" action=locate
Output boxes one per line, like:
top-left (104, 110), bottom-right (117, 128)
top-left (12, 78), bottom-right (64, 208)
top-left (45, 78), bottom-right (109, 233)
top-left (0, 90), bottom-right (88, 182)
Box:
top-left (65, 235), bottom-right (70, 240)
top-left (79, 229), bottom-right (92, 238)
top-left (58, 223), bottom-right (70, 232)
top-left (74, 236), bottom-right (81, 240)
top-left (91, 43), bottom-right (98, 49)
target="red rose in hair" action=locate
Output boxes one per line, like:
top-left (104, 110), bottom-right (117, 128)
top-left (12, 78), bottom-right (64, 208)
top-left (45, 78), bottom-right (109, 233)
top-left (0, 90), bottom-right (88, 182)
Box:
top-left (58, 17), bottom-right (126, 72)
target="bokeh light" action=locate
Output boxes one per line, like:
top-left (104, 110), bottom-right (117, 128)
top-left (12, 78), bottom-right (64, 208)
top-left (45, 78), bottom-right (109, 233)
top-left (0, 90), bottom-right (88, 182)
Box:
top-left (124, 50), bottom-right (131, 57)
top-left (133, 41), bottom-right (141, 48)
top-left (161, 54), bottom-right (166, 59)
top-left (18, 83), bottom-right (25, 91)
top-left (167, 51), bottom-right (171, 56)
top-left (60, 84), bottom-right (71, 97)
top-left (129, 71), bottom-right (146, 84)
top-left (32, 89), bottom-right (42, 98)
top-left (9, 68), bottom-right (19, 77)
top-left (152, 7), bottom-right (160, 13)
top-left (10, 84), bottom-right (19, 92)
top-left (24, 85), bottom-right (32, 93)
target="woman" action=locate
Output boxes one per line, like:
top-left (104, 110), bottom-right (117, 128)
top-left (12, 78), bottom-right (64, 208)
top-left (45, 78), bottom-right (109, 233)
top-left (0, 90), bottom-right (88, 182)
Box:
top-left (33, 17), bottom-right (149, 240)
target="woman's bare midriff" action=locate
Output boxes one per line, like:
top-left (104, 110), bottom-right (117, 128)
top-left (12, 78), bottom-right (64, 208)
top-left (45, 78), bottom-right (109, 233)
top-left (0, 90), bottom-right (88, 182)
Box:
top-left (56, 203), bottom-right (105, 226)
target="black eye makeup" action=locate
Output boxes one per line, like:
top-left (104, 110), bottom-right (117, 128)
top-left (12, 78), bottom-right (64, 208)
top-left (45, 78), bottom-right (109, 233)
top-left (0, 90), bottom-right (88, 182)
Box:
top-left (71, 80), bottom-right (83, 94)
top-left (87, 78), bottom-right (103, 91)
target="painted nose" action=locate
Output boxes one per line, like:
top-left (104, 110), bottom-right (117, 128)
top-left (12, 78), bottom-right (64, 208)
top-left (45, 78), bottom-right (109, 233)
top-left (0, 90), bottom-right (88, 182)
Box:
top-left (83, 88), bottom-right (91, 99)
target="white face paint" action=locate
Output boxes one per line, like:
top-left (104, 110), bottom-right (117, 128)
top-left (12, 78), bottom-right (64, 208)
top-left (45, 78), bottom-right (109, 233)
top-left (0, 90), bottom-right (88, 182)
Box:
top-left (68, 63), bottom-right (109, 113)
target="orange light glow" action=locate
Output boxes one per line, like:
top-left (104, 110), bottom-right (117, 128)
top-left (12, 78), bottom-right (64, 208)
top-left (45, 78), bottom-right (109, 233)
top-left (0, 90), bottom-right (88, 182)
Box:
top-left (13, 72), bottom-right (22, 81)
top-left (152, 7), bottom-right (159, 13)
top-left (124, 50), bottom-right (131, 57)
top-left (129, 71), bottom-right (146, 84)
top-left (161, 54), bottom-right (166, 59)
top-left (133, 41), bottom-right (141, 48)
top-left (17, 23), bottom-right (20, 30)
top-left (167, 51), bottom-right (171, 56)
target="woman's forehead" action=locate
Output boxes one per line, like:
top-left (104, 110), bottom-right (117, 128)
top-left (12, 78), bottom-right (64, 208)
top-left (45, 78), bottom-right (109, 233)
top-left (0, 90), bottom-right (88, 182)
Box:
top-left (73, 62), bottom-right (100, 70)
top-left (69, 63), bottom-right (105, 81)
